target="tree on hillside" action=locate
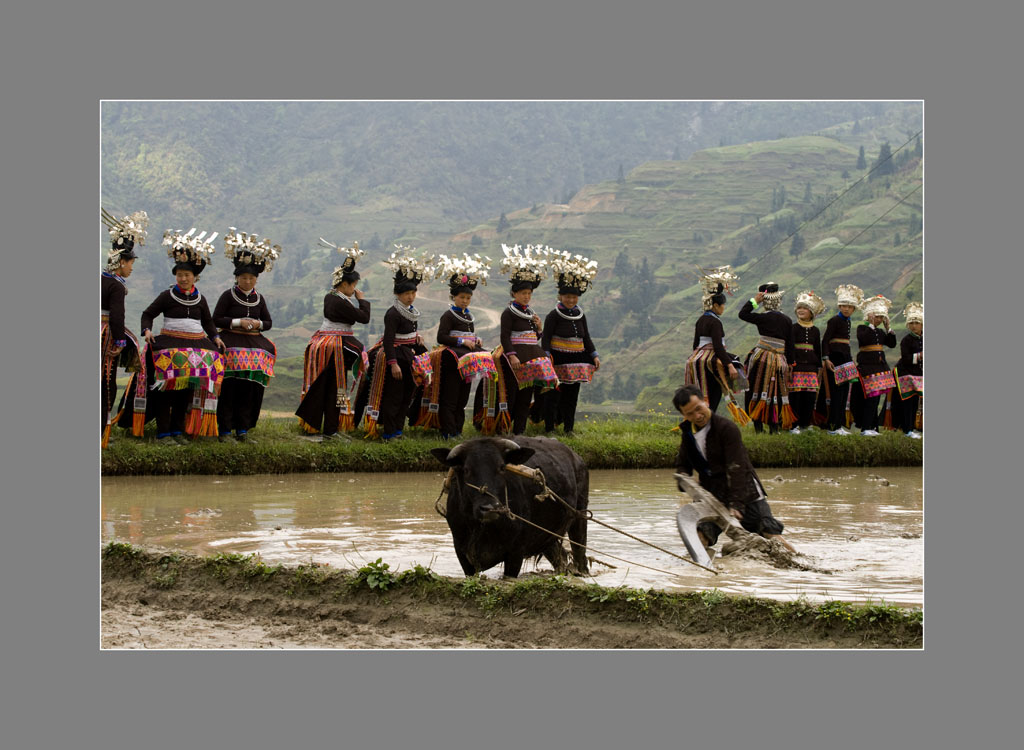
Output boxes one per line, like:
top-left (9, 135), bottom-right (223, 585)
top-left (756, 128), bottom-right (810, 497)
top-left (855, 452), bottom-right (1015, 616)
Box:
top-left (873, 142), bottom-right (894, 177)
top-left (617, 164), bottom-right (625, 184)
top-left (853, 120), bottom-right (862, 134)
top-left (496, 212), bottom-right (510, 233)
top-left (613, 249), bottom-right (631, 278)
top-left (366, 232), bottom-right (382, 250)
top-left (856, 145), bottom-right (867, 170)
top-left (733, 246), bottom-right (748, 266)
top-left (841, 169), bottom-right (851, 180)
top-left (790, 232), bottom-right (806, 258)
top-left (804, 182), bottom-right (813, 203)
top-left (914, 136), bottom-right (922, 158)
top-left (470, 234), bottom-right (482, 246)
top-left (771, 184), bottom-right (787, 212)
top-left (894, 232), bottom-right (902, 247)
top-left (672, 145), bottom-right (681, 160)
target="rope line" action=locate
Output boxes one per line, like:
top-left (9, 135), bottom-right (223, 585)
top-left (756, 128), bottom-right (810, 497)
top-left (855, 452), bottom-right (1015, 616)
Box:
top-left (435, 467), bottom-right (719, 575)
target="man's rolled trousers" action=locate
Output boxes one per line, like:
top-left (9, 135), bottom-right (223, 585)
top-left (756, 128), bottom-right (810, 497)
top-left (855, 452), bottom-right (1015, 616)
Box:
top-left (675, 411), bottom-right (785, 546)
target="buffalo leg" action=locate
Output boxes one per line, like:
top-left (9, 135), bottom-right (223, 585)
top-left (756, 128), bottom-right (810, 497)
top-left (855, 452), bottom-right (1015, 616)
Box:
top-left (502, 556), bottom-right (524, 578)
top-left (569, 474), bottom-right (590, 574)
top-left (454, 546), bottom-right (477, 577)
top-left (542, 540), bottom-right (569, 573)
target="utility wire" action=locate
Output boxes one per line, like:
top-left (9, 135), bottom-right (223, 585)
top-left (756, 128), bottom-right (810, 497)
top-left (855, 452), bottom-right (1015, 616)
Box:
top-left (740, 129), bottom-right (922, 277)
top-left (601, 181), bottom-right (922, 381)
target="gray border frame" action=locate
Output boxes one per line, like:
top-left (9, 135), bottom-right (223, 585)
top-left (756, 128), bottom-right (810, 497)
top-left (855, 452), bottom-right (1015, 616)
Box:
top-left (6, 0), bottom-right (1017, 747)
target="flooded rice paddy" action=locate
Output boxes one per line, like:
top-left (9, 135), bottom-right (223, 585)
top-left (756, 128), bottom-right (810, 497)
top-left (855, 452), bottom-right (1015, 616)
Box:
top-left (102, 467), bottom-right (922, 607)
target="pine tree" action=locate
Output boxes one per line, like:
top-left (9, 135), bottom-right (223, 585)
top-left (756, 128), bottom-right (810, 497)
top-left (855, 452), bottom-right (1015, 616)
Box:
top-left (856, 145), bottom-right (867, 170)
top-left (617, 164), bottom-right (625, 184)
top-left (672, 145), bottom-right (682, 160)
top-left (733, 246), bottom-right (748, 266)
top-left (914, 136), bottom-right (922, 158)
top-left (804, 182), bottom-right (813, 203)
top-left (874, 142), bottom-right (894, 176)
top-left (496, 212), bottom-right (510, 233)
top-left (613, 249), bottom-right (631, 278)
top-left (790, 232), bottom-right (805, 258)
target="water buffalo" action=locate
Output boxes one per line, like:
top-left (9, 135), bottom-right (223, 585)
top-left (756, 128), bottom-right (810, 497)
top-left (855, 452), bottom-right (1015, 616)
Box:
top-left (431, 436), bottom-right (589, 578)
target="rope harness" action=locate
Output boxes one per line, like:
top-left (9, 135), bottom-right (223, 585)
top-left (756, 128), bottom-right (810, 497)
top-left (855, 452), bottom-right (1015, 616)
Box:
top-left (435, 464), bottom-right (718, 576)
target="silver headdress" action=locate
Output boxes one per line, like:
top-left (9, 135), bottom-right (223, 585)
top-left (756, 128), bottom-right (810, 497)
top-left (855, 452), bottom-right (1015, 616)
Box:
top-left (223, 228), bottom-right (281, 274)
top-left (320, 238), bottom-right (365, 287)
top-left (902, 301), bottom-right (923, 325)
top-left (434, 253), bottom-right (492, 293)
top-left (834, 284), bottom-right (865, 308)
top-left (861, 294), bottom-right (893, 322)
top-left (102, 208), bottom-right (149, 247)
top-left (163, 227), bottom-right (218, 273)
top-left (500, 243), bottom-right (550, 287)
top-left (384, 244), bottom-right (434, 292)
top-left (697, 265), bottom-right (740, 311)
top-left (102, 209), bottom-right (149, 272)
top-left (794, 290), bottom-right (826, 318)
top-left (549, 250), bottom-right (599, 295)
top-left (757, 281), bottom-right (786, 311)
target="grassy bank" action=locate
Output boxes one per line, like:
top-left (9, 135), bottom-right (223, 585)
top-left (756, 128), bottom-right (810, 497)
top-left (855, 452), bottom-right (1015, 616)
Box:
top-left (102, 415), bottom-right (922, 476)
top-left (102, 544), bottom-right (923, 649)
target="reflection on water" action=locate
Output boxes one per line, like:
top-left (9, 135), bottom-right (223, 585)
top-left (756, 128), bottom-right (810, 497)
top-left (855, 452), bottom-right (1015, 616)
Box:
top-left (102, 467), bottom-right (922, 606)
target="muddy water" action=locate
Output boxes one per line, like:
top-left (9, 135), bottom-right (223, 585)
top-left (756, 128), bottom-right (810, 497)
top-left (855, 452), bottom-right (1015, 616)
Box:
top-left (102, 467), bottom-right (922, 606)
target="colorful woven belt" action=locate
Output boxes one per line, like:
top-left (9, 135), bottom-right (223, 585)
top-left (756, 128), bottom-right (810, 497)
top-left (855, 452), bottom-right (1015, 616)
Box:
top-left (510, 331), bottom-right (538, 345)
top-left (861, 344), bottom-right (883, 352)
top-left (159, 328), bottom-right (209, 340)
top-left (550, 336), bottom-right (584, 352)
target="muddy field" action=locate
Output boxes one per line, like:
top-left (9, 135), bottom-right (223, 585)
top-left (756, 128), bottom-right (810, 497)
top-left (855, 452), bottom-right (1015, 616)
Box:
top-left (101, 547), bottom-right (922, 649)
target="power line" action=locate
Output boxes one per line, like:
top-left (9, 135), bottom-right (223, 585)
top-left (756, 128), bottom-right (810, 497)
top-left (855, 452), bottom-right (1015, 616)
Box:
top-left (600, 185), bottom-right (922, 380)
top-left (740, 129), bottom-right (922, 277)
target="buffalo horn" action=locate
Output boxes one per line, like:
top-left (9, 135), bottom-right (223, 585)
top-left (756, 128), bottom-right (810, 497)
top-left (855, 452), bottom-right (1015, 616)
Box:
top-left (497, 439), bottom-right (521, 453)
top-left (445, 442), bottom-right (470, 463)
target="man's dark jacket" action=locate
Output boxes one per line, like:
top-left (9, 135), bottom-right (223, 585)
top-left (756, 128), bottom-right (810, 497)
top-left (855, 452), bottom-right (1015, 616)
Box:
top-left (675, 412), bottom-right (765, 512)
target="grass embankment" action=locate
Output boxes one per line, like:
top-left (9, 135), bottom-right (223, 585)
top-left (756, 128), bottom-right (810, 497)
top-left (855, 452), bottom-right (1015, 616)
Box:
top-left (102, 543), bottom-right (923, 649)
top-left (101, 415), bottom-right (922, 476)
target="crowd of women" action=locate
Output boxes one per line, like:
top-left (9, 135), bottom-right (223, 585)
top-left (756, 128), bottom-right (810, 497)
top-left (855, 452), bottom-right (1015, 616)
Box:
top-left (102, 209), bottom-right (919, 447)
top-left (683, 265), bottom-right (923, 438)
top-left (101, 208), bottom-right (601, 446)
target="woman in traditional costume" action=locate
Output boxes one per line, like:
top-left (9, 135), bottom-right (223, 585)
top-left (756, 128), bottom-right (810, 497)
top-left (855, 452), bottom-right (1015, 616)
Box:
top-left (818, 284), bottom-right (864, 435)
top-left (485, 244), bottom-right (558, 435)
top-left (683, 265), bottom-right (748, 424)
top-left (788, 290), bottom-right (825, 434)
top-left (126, 229), bottom-right (225, 444)
top-left (853, 294), bottom-right (897, 436)
top-left (739, 282), bottom-right (796, 433)
top-left (360, 246), bottom-right (432, 440)
top-left (540, 250), bottom-right (600, 435)
top-left (296, 241), bottom-right (370, 440)
top-left (101, 209), bottom-right (147, 447)
top-left (213, 229), bottom-right (281, 443)
top-left (890, 302), bottom-right (923, 438)
top-left (417, 254), bottom-right (495, 438)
